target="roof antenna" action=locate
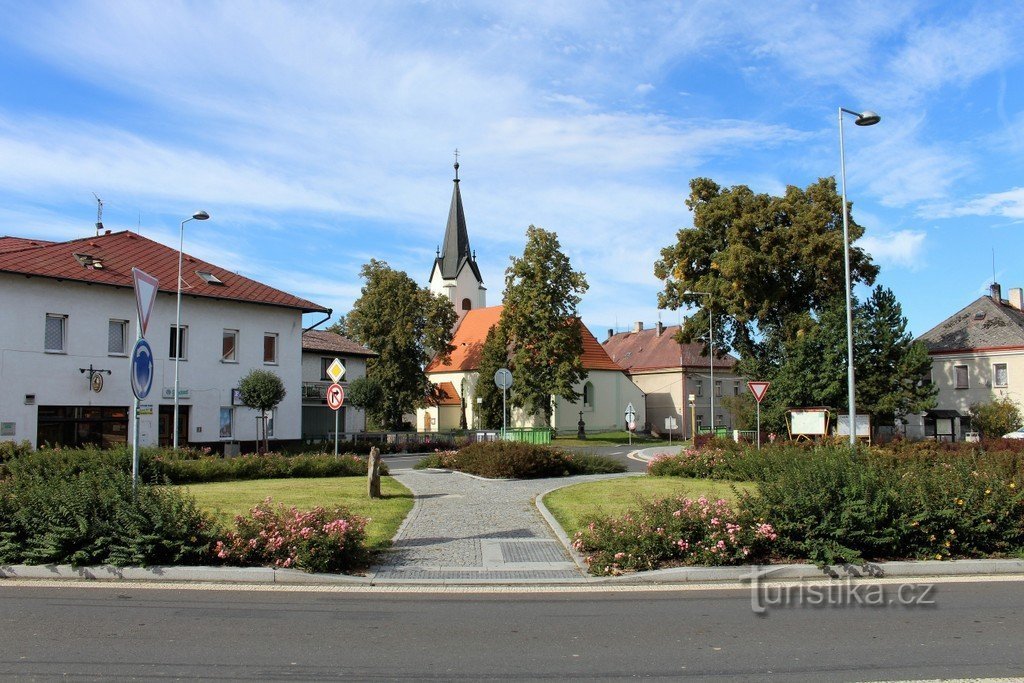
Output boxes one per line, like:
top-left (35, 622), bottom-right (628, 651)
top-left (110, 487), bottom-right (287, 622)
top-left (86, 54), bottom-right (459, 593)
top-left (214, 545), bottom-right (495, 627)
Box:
top-left (92, 193), bottom-right (104, 236)
top-left (993, 247), bottom-right (996, 284)
top-left (453, 148), bottom-right (460, 181)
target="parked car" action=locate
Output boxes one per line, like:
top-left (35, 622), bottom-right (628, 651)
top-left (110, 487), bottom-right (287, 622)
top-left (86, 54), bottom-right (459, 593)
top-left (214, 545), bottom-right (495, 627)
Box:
top-left (1002, 427), bottom-right (1024, 439)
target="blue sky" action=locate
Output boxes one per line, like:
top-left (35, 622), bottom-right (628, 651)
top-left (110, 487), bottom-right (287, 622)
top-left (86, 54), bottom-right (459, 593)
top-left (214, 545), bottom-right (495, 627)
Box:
top-left (2, 1), bottom-right (1023, 341)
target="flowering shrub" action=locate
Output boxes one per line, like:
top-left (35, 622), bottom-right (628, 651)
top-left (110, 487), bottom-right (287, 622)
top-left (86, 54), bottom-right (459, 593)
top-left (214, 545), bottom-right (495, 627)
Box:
top-left (414, 442), bottom-right (625, 478)
top-left (215, 499), bottom-right (370, 573)
top-left (647, 447), bottom-right (731, 478)
top-left (572, 495), bottom-right (776, 575)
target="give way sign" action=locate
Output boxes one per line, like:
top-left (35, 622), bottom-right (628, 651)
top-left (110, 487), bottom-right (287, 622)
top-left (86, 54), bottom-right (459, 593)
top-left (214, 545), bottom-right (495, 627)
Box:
top-left (747, 381), bottom-right (770, 404)
top-left (132, 268), bottom-right (159, 338)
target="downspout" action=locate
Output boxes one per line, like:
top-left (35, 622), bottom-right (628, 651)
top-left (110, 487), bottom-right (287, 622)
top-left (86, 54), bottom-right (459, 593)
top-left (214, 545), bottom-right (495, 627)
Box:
top-left (303, 308), bottom-right (334, 333)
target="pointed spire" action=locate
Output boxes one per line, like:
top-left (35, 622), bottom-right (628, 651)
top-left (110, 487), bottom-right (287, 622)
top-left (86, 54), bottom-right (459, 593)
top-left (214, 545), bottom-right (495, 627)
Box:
top-left (435, 155), bottom-right (482, 285)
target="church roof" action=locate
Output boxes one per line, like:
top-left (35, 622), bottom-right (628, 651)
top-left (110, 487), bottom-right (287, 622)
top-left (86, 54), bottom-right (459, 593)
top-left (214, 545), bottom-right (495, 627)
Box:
top-left (432, 163), bottom-right (482, 284)
top-left (426, 305), bottom-right (623, 373)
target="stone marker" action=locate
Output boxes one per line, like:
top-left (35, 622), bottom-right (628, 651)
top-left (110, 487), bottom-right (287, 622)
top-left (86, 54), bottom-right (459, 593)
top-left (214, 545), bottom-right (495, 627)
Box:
top-left (368, 446), bottom-right (381, 499)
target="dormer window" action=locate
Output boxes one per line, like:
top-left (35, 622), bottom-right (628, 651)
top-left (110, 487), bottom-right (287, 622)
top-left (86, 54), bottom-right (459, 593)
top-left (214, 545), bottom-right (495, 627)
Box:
top-left (73, 253), bottom-right (104, 269)
top-left (196, 270), bottom-right (224, 285)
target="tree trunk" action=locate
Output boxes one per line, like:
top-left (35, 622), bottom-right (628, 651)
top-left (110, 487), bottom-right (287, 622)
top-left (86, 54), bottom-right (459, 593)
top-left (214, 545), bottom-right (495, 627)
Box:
top-left (367, 446), bottom-right (381, 499)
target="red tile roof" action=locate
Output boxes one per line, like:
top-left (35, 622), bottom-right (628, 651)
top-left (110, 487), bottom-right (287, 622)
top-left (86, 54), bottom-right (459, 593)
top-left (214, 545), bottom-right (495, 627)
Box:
top-left (426, 305), bottom-right (623, 373)
top-left (429, 381), bottom-right (461, 406)
top-left (0, 236), bottom-right (54, 253)
top-left (302, 330), bottom-right (376, 357)
top-left (603, 324), bottom-right (738, 372)
top-left (0, 230), bottom-right (328, 313)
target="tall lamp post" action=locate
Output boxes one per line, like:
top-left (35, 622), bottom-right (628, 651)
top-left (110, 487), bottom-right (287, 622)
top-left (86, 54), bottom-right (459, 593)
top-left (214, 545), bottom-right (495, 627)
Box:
top-left (173, 210), bottom-right (210, 450)
top-left (838, 107), bottom-right (880, 446)
top-left (685, 291), bottom-right (713, 435)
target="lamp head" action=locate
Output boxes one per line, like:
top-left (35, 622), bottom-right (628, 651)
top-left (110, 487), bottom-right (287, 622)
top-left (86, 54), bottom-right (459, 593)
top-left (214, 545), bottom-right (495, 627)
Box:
top-left (854, 111), bottom-right (881, 126)
top-left (192, 210), bottom-right (210, 221)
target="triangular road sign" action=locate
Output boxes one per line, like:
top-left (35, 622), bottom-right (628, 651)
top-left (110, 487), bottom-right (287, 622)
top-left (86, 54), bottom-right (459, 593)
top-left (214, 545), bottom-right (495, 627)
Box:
top-left (132, 268), bottom-right (159, 339)
top-left (748, 381), bottom-right (770, 404)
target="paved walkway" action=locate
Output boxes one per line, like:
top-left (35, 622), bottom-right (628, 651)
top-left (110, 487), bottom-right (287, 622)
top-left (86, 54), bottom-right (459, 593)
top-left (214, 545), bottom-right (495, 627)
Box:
top-left (370, 469), bottom-right (629, 583)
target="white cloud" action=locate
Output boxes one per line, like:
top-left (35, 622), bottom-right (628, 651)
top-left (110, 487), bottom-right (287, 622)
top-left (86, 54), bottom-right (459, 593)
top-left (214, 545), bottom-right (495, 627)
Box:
top-left (860, 230), bottom-right (927, 270)
top-left (634, 83), bottom-right (655, 95)
top-left (942, 187), bottom-right (1024, 220)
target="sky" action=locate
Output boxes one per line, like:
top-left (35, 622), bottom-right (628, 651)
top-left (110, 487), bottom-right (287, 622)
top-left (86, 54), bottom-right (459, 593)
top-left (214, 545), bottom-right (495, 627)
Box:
top-left (1, 1), bottom-right (1023, 343)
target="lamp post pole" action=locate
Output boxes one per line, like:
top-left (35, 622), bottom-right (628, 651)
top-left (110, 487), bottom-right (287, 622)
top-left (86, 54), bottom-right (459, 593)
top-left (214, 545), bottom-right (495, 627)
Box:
top-left (838, 108), bottom-right (880, 447)
top-left (172, 210), bottom-right (210, 450)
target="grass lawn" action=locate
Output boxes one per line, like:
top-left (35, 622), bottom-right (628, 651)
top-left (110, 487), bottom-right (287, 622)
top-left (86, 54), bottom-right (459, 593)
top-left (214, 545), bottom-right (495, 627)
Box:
top-left (542, 476), bottom-right (755, 538)
top-left (179, 477), bottom-right (414, 550)
top-left (554, 430), bottom-right (678, 448)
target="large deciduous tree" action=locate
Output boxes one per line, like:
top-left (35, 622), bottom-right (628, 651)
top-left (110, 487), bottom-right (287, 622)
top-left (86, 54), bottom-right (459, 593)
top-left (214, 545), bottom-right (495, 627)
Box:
top-left (474, 322), bottom-right (510, 429)
top-left (501, 226), bottom-right (589, 426)
top-left (346, 259), bottom-right (456, 430)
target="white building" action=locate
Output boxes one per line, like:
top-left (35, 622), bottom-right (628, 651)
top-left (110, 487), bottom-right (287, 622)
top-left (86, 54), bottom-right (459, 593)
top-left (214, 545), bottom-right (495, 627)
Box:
top-left (0, 231), bottom-right (329, 450)
top-left (428, 160), bottom-right (486, 323)
top-left (300, 330), bottom-right (375, 438)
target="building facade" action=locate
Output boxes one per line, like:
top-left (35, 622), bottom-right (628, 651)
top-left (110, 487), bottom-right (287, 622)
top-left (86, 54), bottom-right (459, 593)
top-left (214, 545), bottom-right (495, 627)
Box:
top-left (300, 330), bottom-right (375, 438)
top-left (0, 231), bottom-right (328, 450)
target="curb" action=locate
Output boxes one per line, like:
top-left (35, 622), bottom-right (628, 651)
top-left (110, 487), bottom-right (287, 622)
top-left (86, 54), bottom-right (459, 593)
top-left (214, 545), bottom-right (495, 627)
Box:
top-left (0, 564), bottom-right (371, 584)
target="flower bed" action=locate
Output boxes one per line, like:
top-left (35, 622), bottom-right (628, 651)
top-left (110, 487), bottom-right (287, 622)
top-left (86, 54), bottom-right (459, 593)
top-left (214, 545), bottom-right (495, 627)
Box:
top-left (414, 441), bottom-right (625, 479)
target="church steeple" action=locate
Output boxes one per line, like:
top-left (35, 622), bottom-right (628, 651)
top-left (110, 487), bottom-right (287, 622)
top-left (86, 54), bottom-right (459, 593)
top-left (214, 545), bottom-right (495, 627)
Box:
top-left (429, 152), bottom-right (486, 319)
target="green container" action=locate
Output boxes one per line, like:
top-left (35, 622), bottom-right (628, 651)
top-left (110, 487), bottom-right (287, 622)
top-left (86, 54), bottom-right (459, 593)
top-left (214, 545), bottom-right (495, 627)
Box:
top-left (502, 428), bottom-right (552, 445)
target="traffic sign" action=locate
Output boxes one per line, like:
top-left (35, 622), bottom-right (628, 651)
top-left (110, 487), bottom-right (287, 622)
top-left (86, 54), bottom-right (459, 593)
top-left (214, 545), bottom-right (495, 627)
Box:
top-left (624, 402), bottom-right (637, 421)
top-left (327, 383), bottom-right (345, 410)
top-left (326, 358), bottom-right (346, 382)
top-left (130, 338), bottom-right (154, 400)
top-left (747, 381), bottom-right (770, 404)
top-left (628, 421), bottom-right (636, 431)
top-left (494, 368), bottom-right (513, 390)
top-left (132, 268), bottom-right (159, 338)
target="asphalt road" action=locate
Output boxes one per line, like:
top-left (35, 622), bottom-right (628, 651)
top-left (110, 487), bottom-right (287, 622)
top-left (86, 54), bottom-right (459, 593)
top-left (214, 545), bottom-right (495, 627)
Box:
top-left (1, 580), bottom-right (1021, 680)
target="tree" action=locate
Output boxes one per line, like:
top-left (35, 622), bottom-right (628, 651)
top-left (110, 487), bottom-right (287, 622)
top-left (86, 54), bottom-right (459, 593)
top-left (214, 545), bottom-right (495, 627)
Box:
top-left (345, 376), bottom-right (384, 430)
top-left (475, 322), bottom-right (510, 429)
top-left (654, 177), bottom-right (879, 365)
top-left (346, 259), bottom-right (457, 430)
top-left (325, 315), bottom-right (348, 337)
top-left (501, 225), bottom-right (589, 426)
top-left (969, 396), bottom-right (1022, 438)
top-left (238, 369), bottom-right (286, 453)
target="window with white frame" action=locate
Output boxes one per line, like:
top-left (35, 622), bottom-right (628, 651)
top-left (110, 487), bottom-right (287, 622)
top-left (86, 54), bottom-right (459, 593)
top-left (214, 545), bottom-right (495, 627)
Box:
top-left (715, 380), bottom-right (722, 397)
top-left (222, 329), bottom-right (238, 362)
top-left (263, 333), bottom-right (278, 364)
top-left (108, 319), bottom-right (128, 355)
top-left (44, 314), bottom-right (66, 353)
top-left (219, 407), bottom-right (233, 438)
top-left (169, 325), bottom-right (188, 360)
top-left (994, 363), bottom-right (1008, 388)
top-left (695, 379), bottom-right (703, 397)
top-left (733, 381), bottom-right (740, 396)
top-left (954, 365), bottom-right (968, 389)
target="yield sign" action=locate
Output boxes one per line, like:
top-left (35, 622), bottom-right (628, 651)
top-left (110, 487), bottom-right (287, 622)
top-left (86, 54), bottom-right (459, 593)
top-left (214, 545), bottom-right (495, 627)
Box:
top-left (132, 268), bottom-right (159, 338)
top-left (747, 381), bottom-right (770, 404)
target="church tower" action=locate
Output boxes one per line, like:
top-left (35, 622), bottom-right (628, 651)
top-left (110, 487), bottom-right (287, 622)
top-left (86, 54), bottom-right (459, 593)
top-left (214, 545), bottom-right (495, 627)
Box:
top-left (428, 156), bottom-right (486, 320)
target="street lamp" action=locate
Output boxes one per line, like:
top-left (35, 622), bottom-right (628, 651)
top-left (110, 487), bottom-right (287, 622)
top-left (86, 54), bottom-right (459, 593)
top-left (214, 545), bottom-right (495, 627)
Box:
top-left (685, 291), bottom-right (713, 436)
top-left (839, 107), bottom-right (880, 446)
top-left (173, 210), bottom-right (210, 450)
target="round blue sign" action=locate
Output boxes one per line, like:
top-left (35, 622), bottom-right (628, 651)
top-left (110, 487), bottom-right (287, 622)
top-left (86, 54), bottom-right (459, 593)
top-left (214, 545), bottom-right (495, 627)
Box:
top-left (130, 338), bottom-right (154, 400)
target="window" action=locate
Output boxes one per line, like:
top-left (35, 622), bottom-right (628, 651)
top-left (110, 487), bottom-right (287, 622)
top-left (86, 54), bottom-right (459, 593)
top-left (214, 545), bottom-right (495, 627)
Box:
top-left (169, 325), bottom-right (188, 360)
top-left (267, 409), bottom-right (276, 437)
top-left (321, 357), bottom-right (345, 381)
top-left (219, 407), bottom-right (233, 438)
top-left (695, 380), bottom-right (703, 397)
top-left (197, 270), bottom-right (224, 285)
top-left (696, 414), bottom-right (704, 428)
top-left (461, 297), bottom-right (472, 311)
top-left (954, 365), bottom-right (968, 389)
top-left (263, 333), bottom-right (278, 364)
top-left (715, 380), bottom-right (722, 397)
top-left (994, 363), bottom-right (1008, 388)
top-left (582, 382), bottom-right (594, 408)
top-left (222, 329), bottom-right (238, 362)
top-left (733, 381), bottom-right (740, 396)
top-left (107, 319), bottom-right (128, 355)
top-left (44, 314), bottom-right (66, 353)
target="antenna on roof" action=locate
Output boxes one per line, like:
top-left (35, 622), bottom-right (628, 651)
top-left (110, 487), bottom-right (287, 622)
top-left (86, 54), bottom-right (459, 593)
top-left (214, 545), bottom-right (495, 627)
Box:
top-left (92, 193), bottom-right (104, 236)
top-left (993, 247), bottom-right (996, 284)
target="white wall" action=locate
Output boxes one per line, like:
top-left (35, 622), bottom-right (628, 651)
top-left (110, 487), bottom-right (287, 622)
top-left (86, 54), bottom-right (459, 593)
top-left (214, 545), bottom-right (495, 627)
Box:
top-left (429, 264), bottom-right (486, 318)
top-left (0, 274), bottom-right (305, 447)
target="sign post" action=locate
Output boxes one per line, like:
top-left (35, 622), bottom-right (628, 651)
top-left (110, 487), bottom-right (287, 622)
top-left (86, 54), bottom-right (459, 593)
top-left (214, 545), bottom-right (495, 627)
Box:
top-left (494, 368), bottom-right (513, 439)
top-left (747, 381), bottom-right (771, 450)
top-left (327, 382), bottom-right (345, 456)
top-left (664, 416), bottom-right (678, 446)
top-left (624, 402), bottom-right (637, 446)
top-left (130, 268), bottom-right (158, 488)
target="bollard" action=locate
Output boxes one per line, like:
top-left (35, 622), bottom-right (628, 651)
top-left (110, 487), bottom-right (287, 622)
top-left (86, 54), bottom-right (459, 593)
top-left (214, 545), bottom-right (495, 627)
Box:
top-left (368, 446), bottom-right (381, 499)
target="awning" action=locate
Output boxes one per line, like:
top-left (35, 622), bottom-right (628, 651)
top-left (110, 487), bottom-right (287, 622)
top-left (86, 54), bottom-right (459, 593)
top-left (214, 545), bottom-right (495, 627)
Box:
top-left (925, 409), bottom-right (964, 419)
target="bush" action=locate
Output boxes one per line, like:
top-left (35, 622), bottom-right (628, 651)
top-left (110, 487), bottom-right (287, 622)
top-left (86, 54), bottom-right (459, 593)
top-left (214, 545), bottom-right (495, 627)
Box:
top-left (0, 459), bottom-right (218, 567)
top-left (413, 442), bottom-right (625, 478)
top-left (0, 440), bottom-right (32, 465)
top-left (969, 396), bottom-right (1022, 438)
top-left (214, 498), bottom-right (369, 573)
top-left (572, 495), bottom-right (777, 575)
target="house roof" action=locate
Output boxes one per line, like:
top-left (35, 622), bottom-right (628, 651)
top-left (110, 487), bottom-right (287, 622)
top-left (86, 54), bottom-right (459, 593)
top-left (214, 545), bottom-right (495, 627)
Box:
top-left (430, 166), bottom-right (482, 284)
top-left (0, 230), bottom-right (328, 313)
top-left (916, 293), bottom-right (1024, 353)
top-left (603, 324), bottom-right (739, 372)
top-left (0, 236), bottom-right (54, 253)
top-left (301, 330), bottom-right (376, 357)
top-left (428, 381), bottom-right (462, 406)
top-left (425, 305), bottom-right (623, 373)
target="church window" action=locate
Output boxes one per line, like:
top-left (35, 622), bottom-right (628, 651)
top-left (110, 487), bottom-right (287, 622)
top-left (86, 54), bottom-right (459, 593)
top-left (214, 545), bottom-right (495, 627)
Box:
top-left (583, 381), bottom-right (594, 409)
top-left (461, 298), bottom-right (472, 311)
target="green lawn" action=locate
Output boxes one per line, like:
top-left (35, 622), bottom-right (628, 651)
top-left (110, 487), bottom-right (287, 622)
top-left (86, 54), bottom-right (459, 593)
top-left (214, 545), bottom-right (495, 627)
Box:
top-left (179, 477), bottom-right (414, 550)
top-left (554, 430), bottom-right (679, 447)
top-left (542, 476), bottom-right (755, 537)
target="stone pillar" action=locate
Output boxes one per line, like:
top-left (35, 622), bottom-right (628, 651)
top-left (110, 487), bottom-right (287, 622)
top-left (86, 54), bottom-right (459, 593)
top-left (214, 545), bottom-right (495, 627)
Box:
top-left (368, 446), bottom-right (381, 499)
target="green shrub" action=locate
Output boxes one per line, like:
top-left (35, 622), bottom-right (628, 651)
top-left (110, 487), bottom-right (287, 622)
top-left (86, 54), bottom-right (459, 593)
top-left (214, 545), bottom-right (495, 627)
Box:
top-left (572, 494), bottom-right (777, 575)
top-left (414, 442), bottom-right (625, 478)
top-left (214, 498), bottom-right (369, 573)
top-left (0, 440), bottom-right (33, 465)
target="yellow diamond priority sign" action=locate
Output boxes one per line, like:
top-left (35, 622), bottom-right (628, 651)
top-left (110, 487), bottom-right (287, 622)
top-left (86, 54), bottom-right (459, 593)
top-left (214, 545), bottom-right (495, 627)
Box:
top-left (326, 358), bottom-right (345, 383)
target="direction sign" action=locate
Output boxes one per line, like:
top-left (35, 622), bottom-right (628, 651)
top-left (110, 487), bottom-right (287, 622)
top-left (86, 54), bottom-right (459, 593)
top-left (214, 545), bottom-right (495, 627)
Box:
top-left (326, 382), bottom-right (345, 411)
top-left (624, 402), bottom-right (637, 421)
top-left (326, 358), bottom-right (346, 383)
top-left (747, 381), bottom-right (771, 404)
top-left (494, 368), bottom-right (513, 390)
top-left (132, 268), bottom-right (159, 338)
top-left (130, 338), bottom-right (154, 400)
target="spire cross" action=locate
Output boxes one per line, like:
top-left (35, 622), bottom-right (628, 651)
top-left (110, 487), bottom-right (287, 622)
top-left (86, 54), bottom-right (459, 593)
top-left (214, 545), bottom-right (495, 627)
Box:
top-left (453, 148), bottom-right (460, 180)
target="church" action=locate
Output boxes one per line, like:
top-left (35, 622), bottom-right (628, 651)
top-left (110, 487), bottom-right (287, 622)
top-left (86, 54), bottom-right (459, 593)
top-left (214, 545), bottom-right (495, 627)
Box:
top-left (416, 162), bottom-right (646, 434)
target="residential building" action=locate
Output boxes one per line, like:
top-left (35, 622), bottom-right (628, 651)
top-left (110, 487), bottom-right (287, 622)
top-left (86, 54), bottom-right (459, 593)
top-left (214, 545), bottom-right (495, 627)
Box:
top-left (910, 283), bottom-right (1024, 441)
top-left (603, 322), bottom-right (742, 436)
top-left (0, 230), bottom-right (328, 450)
top-left (300, 330), bottom-right (375, 438)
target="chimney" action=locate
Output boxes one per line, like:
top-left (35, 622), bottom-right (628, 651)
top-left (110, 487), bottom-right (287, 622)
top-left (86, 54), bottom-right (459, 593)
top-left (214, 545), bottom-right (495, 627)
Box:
top-left (633, 321), bottom-right (644, 333)
top-left (656, 321), bottom-right (665, 336)
top-left (990, 282), bottom-right (1002, 303)
top-left (1011, 288), bottom-right (1024, 311)
top-left (607, 328), bottom-right (614, 340)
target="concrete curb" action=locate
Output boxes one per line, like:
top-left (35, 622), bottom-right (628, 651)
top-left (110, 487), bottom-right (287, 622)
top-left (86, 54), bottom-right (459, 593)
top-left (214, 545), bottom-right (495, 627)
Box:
top-left (0, 564), bottom-right (370, 584)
